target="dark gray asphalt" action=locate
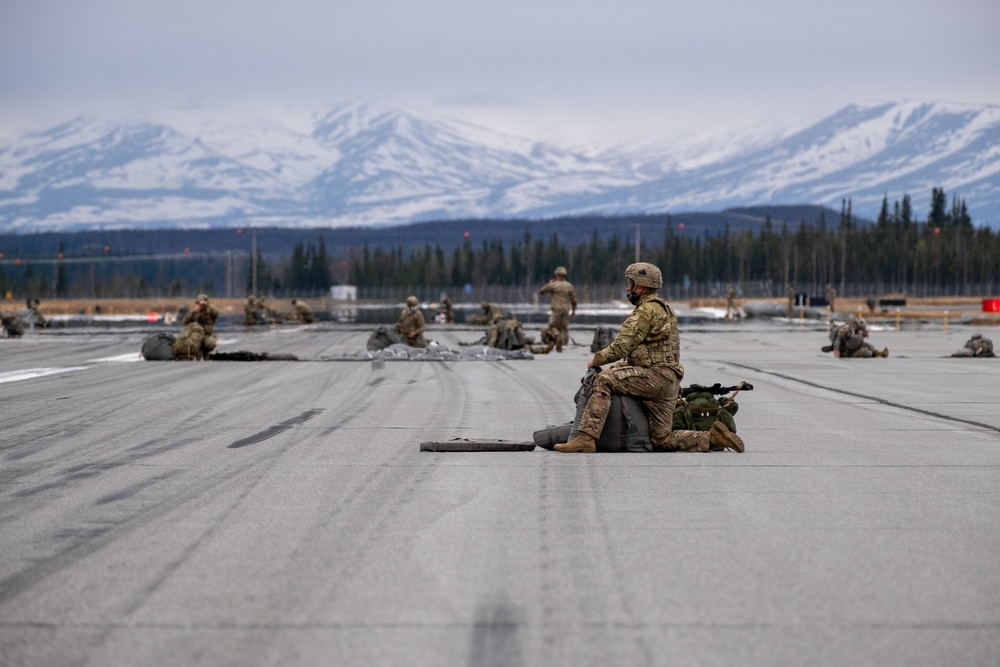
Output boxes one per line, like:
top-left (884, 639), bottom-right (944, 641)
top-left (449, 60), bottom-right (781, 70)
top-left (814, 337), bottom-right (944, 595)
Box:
top-left (1, 319), bottom-right (998, 666)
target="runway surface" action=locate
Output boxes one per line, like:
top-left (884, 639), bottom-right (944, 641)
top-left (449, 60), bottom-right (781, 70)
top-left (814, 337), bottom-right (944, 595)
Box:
top-left (1, 318), bottom-right (998, 666)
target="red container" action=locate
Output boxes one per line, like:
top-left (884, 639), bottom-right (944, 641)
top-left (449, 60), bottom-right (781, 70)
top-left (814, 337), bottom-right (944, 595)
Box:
top-left (984, 298), bottom-right (1000, 312)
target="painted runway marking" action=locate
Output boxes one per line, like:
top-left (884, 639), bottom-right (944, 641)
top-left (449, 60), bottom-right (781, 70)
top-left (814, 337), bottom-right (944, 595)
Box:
top-left (0, 367), bottom-right (88, 384)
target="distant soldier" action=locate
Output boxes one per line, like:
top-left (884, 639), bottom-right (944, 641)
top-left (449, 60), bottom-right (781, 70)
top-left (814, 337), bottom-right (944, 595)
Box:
top-left (725, 285), bottom-right (738, 320)
top-left (179, 294), bottom-right (220, 360)
top-left (823, 317), bottom-right (887, 358)
top-left (786, 284), bottom-right (796, 318)
top-left (439, 297), bottom-right (455, 324)
top-left (290, 298), bottom-right (317, 324)
top-left (825, 283), bottom-right (837, 312)
top-left (243, 296), bottom-right (259, 325)
top-left (395, 295), bottom-right (427, 348)
top-left (557, 262), bottom-right (744, 454)
top-left (27, 298), bottom-right (48, 328)
top-left (487, 315), bottom-right (528, 350)
top-left (172, 322), bottom-right (205, 360)
top-left (539, 266), bottom-right (577, 352)
top-left (951, 333), bottom-right (995, 358)
top-left (469, 302), bottom-right (503, 326)
top-left (1, 311), bottom-right (26, 338)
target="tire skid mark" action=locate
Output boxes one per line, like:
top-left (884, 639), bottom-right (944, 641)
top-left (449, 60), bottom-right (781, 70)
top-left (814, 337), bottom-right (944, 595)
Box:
top-left (227, 409), bottom-right (324, 448)
top-left (726, 361), bottom-right (1000, 434)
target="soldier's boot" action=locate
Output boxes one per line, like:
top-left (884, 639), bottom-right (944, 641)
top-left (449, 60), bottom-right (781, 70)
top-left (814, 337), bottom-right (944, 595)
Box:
top-left (876, 347), bottom-right (889, 357)
top-left (709, 421), bottom-right (744, 453)
top-left (554, 433), bottom-right (596, 453)
top-left (821, 344), bottom-right (834, 353)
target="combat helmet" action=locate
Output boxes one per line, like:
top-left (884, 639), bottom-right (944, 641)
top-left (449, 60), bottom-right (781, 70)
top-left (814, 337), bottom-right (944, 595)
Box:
top-left (625, 262), bottom-right (663, 289)
top-left (406, 295), bottom-right (419, 307)
top-left (196, 293), bottom-right (209, 303)
top-left (554, 266), bottom-right (568, 277)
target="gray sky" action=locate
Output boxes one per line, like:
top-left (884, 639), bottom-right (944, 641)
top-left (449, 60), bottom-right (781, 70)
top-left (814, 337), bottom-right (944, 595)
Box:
top-left (1, 0), bottom-right (998, 144)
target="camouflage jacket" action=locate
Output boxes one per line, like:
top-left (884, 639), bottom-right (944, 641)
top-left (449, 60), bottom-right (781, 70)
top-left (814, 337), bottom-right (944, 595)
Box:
top-left (183, 305), bottom-right (220, 336)
top-left (592, 293), bottom-right (683, 378)
top-left (395, 308), bottom-right (426, 337)
top-left (540, 279), bottom-right (577, 314)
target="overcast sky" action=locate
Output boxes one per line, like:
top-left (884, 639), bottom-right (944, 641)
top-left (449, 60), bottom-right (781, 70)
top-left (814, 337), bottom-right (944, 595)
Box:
top-left (1, 0), bottom-right (998, 145)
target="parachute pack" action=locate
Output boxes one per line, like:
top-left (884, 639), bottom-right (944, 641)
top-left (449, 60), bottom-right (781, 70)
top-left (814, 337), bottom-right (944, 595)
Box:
top-left (671, 383), bottom-right (749, 433)
top-left (534, 376), bottom-right (752, 452)
top-left (591, 326), bottom-right (618, 352)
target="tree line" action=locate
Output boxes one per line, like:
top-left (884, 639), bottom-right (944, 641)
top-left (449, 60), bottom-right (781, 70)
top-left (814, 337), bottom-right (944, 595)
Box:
top-left (347, 189), bottom-right (998, 296)
top-left (1, 188), bottom-right (997, 300)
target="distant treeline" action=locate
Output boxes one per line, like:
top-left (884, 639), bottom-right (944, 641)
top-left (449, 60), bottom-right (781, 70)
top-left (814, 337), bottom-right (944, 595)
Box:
top-left (1, 191), bottom-right (997, 300)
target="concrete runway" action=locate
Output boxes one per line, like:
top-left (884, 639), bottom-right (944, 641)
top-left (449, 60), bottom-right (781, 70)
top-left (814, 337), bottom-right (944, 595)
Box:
top-left (1, 317), bottom-right (998, 666)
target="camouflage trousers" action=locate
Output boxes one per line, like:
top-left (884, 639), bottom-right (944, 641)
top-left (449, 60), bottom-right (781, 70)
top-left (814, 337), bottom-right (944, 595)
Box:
top-left (172, 324), bottom-right (217, 361)
top-left (547, 309), bottom-right (570, 345)
top-left (578, 364), bottom-right (712, 452)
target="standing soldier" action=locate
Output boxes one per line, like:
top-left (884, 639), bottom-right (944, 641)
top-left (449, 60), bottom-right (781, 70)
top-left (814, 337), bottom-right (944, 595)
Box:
top-left (395, 295), bottom-right (427, 348)
top-left (179, 293), bottom-right (220, 360)
top-left (557, 262), bottom-right (745, 454)
top-left (825, 283), bottom-right (837, 313)
top-left (725, 285), bottom-right (738, 320)
top-left (539, 266), bottom-right (577, 353)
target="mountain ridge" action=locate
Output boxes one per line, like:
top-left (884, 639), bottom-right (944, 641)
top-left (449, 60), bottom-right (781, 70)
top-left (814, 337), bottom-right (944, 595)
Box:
top-left (1, 100), bottom-right (997, 232)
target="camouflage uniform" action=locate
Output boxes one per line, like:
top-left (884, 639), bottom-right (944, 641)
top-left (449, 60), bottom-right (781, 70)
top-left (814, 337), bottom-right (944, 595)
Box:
top-left (725, 286), bottom-right (737, 320)
top-left (395, 297), bottom-right (427, 348)
top-left (244, 297), bottom-right (258, 325)
top-left (487, 317), bottom-right (527, 350)
top-left (952, 333), bottom-right (995, 357)
top-left (291, 299), bottom-right (317, 324)
top-left (1, 311), bottom-right (25, 338)
top-left (829, 319), bottom-right (886, 358)
top-left (825, 284), bottom-right (837, 312)
top-left (539, 269), bottom-right (577, 352)
top-left (172, 322), bottom-right (205, 360)
top-left (180, 294), bottom-right (220, 360)
top-left (575, 292), bottom-right (715, 452)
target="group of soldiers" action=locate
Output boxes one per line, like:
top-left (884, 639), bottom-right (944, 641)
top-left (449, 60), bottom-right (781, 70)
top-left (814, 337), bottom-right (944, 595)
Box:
top-left (1, 298), bottom-right (48, 338)
top-left (243, 296), bottom-right (316, 326)
top-left (392, 266), bottom-right (579, 354)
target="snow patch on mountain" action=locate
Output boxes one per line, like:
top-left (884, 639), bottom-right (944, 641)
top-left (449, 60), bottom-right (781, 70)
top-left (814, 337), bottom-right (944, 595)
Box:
top-left (1, 99), bottom-right (998, 232)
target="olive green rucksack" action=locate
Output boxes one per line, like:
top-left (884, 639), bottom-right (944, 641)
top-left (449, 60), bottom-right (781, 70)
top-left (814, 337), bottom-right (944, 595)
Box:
top-left (672, 389), bottom-right (739, 433)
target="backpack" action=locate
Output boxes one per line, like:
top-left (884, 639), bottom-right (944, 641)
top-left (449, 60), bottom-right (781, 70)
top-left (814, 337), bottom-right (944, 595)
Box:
top-left (591, 326), bottom-right (618, 352)
top-left (367, 325), bottom-right (405, 351)
top-left (141, 332), bottom-right (177, 361)
top-left (568, 368), bottom-right (652, 452)
top-left (672, 389), bottom-right (739, 433)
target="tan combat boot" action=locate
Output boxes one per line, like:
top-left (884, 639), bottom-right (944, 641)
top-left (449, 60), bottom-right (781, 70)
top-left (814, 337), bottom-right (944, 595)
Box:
top-left (709, 421), bottom-right (745, 453)
top-left (555, 433), bottom-right (596, 453)
top-left (876, 347), bottom-right (889, 357)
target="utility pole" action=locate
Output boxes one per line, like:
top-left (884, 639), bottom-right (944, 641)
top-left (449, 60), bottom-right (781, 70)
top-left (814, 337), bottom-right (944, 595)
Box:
top-left (634, 224), bottom-right (640, 261)
top-left (251, 230), bottom-right (258, 298)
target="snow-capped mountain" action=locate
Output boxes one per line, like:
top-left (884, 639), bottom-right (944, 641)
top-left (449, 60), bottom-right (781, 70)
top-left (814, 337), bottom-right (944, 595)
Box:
top-left (0, 100), bottom-right (997, 232)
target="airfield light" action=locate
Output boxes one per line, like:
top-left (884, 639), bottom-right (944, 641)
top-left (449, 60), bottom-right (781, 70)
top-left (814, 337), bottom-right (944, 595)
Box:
top-left (934, 227), bottom-right (941, 235)
top-left (146, 312), bottom-right (159, 323)
top-left (464, 231), bottom-right (470, 239)
top-left (184, 248), bottom-right (191, 254)
top-left (678, 223), bottom-right (685, 230)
